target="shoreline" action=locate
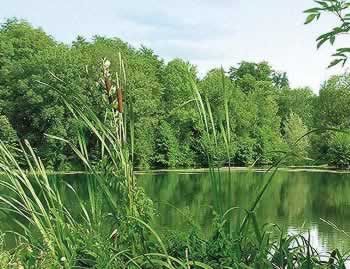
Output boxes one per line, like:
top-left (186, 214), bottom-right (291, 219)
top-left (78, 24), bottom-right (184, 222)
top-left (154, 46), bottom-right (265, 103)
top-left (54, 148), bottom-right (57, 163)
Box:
top-left (135, 166), bottom-right (350, 175)
top-left (1, 166), bottom-right (350, 176)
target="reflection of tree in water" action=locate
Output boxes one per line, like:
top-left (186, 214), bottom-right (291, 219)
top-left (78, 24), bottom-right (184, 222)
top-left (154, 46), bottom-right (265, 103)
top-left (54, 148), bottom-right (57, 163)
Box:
top-left (1, 172), bottom-right (349, 251)
top-left (140, 171), bottom-right (350, 251)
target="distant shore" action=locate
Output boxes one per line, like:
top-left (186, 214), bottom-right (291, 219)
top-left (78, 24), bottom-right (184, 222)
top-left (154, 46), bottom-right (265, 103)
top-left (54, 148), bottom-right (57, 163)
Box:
top-left (135, 166), bottom-right (350, 175)
top-left (1, 165), bottom-right (349, 176)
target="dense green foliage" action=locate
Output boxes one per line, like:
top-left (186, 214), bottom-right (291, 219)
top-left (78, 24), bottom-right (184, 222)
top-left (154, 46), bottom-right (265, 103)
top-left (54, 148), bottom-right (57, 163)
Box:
top-left (283, 112), bottom-right (310, 165)
top-left (304, 0), bottom-right (350, 168)
top-left (1, 18), bottom-right (350, 169)
top-left (0, 115), bottom-right (17, 146)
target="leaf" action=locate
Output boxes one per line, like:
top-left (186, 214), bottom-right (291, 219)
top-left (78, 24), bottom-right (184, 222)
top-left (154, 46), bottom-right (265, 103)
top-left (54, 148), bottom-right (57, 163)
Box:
top-left (317, 38), bottom-right (328, 49)
top-left (315, 1), bottom-right (329, 8)
top-left (337, 47), bottom-right (350, 53)
top-left (304, 13), bottom-right (318, 24)
top-left (328, 58), bottom-right (343, 68)
top-left (332, 52), bottom-right (347, 58)
top-left (330, 35), bottom-right (336, 45)
top-left (316, 31), bottom-right (333, 41)
top-left (342, 58), bottom-right (347, 67)
top-left (304, 8), bottom-right (321, 13)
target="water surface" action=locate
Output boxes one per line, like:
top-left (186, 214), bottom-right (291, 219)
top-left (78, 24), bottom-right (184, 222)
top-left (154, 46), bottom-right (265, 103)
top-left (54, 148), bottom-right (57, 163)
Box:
top-left (0, 169), bottom-right (349, 253)
top-left (139, 169), bottom-right (350, 253)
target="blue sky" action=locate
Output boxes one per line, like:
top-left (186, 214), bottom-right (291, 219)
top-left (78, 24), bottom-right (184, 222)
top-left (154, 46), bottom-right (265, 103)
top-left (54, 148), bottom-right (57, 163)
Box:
top-left (1, 0), bottom-right (348, 92)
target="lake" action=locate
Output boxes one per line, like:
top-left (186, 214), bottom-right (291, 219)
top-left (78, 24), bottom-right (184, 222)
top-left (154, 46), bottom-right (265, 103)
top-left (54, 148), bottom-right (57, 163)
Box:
top-left (0, 169), bottom-right (349, 254)
top-left (139, 169), bottom-right (350, 253)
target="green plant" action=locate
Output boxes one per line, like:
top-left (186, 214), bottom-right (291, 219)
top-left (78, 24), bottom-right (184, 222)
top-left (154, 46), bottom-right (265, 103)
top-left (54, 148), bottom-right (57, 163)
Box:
top-left (305, 0), bottom-right (350, 67)
top-left (328, 132), bottom-right (350, 168)
top-left (283, 112), bottom-right (310, 165)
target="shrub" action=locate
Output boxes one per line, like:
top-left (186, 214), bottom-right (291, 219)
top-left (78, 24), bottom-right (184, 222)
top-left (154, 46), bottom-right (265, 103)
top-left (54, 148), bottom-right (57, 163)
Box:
top-left (328, 132), bottom-right (350, 168)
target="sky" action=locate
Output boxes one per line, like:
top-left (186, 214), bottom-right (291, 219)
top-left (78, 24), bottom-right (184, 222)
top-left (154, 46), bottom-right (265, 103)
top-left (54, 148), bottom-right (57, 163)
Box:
top-left (1, 0), bottom-right (349, 92)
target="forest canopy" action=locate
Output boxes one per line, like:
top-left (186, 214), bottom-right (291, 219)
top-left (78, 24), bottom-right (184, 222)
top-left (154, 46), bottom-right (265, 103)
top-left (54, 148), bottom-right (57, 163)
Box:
top-left (1, 18), bottom-right (349, 170)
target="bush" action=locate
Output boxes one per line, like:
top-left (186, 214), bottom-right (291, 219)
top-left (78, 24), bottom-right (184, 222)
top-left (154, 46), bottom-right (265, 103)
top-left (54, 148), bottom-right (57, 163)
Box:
top-left (235, 136), bottom-right (256, 165)
top-left (328, 132), bottom-right (350, 168)
top-left (283, 112), bottom-right (310, 165)
top-left (0, 115), bottom-right (17, 146)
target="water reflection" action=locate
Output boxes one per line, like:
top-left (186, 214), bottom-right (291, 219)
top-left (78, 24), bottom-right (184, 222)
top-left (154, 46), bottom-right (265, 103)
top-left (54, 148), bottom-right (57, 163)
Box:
top-left (0, 170), bottom-right (349, 253)
top-left (139, 170), bottom-right (350, 252)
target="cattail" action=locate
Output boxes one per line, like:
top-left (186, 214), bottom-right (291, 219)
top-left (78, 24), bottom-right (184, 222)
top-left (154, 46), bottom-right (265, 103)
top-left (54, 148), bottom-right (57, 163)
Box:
top-left (104, 77), bottom-right (112, 94)
top-left (117, 88), bottom-right (123, 113)
top-left (103, 77), bottom-right (114, 105)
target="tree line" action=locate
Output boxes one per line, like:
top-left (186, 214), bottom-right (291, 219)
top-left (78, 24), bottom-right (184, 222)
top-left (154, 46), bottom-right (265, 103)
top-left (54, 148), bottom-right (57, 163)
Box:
top-left (1, 19), bottom-right (350, 170)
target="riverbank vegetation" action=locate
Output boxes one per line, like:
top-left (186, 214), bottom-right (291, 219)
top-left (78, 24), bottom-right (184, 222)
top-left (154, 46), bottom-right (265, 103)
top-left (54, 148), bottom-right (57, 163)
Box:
top-left (0, 56), bottom-right (348, 268)
top-left (1, 17), bottom-right (350, 170)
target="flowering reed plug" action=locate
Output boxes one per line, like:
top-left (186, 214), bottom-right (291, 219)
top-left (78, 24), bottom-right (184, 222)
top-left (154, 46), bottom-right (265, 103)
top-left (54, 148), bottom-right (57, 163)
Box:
top-left (103, 60), bottom-right (111, 93)
top-left (117, 88), bottom-right (123, 113)
top-left (101, 58), bottom-right (124, 113)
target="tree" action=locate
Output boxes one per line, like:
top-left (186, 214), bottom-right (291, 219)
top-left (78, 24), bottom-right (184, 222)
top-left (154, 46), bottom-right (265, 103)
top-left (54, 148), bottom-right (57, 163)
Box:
top-left (283, 112), bottom-right (310, 165)
top-left (0, 20), bottom-right (168, 169)
top-left (199, 68), bottom-right (233, 112)
top-left (0, 20), bottom-right (75, 168)
top-left (315, 74), bottom-right (350, 129)
top-left (153, 120), bottom-right (180, 168)
top-left (0, 115), bottom-right (17, 146)
top-left (229, 61), bottom-right (289, 93)
top-left (311, 74), bottom-right (350, 164)
top-left (328, 132), bottom-right (350, 168)
top-left (73, 36), bottom-right (165, 168)
top-left (4, 17), bottom-right (348, 170)
top-left (272, 71), bottom-right (289, 88)
top-left (305, 2), bottom-right (350, 167)
top-left (159, 59), bottom-right (199, 167)
top-left (235, 136), bottom-right (256, 165)
top-left (198, 68), bottom-right (237, 166)
top-left (249, 82), bottom-right (287, 164)
top-left (277, 87), bottom-right (315, 129)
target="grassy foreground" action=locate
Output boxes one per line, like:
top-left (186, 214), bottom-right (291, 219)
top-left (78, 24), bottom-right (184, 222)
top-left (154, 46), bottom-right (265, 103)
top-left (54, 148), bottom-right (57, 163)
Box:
top-left (0, 60), bottom-right (348, 268)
